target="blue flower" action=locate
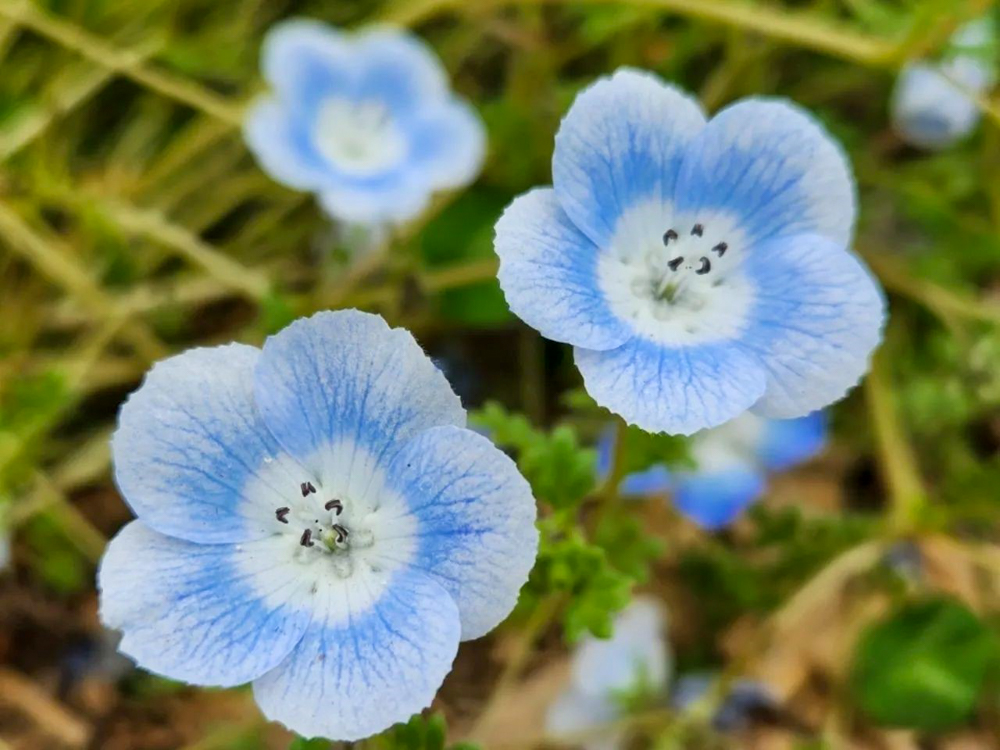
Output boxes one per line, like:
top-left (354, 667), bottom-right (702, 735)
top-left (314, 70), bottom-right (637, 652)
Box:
top-left (546, 597), bottom-right (670, 750)
top-left (494, 69), bottom-right (885, 435)
top-left (892, 19), bottom-right (996, 150)
top-left (244, 20), bottom-right (486, 225)
top-left (98, 310), bottom-right (537, 741)
top-left (598, 411), bottom-right (827, 529)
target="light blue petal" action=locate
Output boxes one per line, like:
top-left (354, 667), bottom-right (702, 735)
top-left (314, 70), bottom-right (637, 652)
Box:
top-left (756, 412), bottom-right (827, 472)
top-left (252, 569), bottom-right (460, 741)
top-left (621, 466), bottom-right (674, 496)
top-left (254, 311), bottom-right (466, 476)
top-left (261, 19), bottom-right (354, 117)
top-left (354, 27), bottom-right (450, 116)
top-left (596, 427), bottom-right (673, 495)
top-left (317, 170), bottom-right (431, 224)
top-left (243, 98), bottom-right (332, 192)
top-left (552, 68), bottom-right (707, 247)
top-left (572, 596), bottom-right (670, 698)
top-left (495, 189), bottom-right (632, 350)
top-left (112, 344), bottom-right (306, 544)
top-left (740, 233), bottom-right (885, 418)
top-left (675, 98), bottom-right (856, 247)
top-left (891, 63), bottom-right (982, 150)
top-left (407, 99), bottom-right (486, 190)
top-left (672, 466), bottom-right (765, 529)
top-left (386, 426), bottom-right (538, 640)
top-left (575, 338), bottom-right (767, 436)
top-left (98, 522), bottom-right (310, 687)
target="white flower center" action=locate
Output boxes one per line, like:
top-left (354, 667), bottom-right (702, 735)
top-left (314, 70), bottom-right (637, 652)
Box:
top-left (236, 441), bottom-right (418, 626)
top-left (312, 97), bottom-right (406, 176)
top-left (599, 199), bottom-right (755, 346)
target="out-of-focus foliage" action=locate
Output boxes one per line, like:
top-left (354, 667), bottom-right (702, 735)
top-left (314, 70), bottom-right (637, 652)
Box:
top-left (850, 597), bottom-right (1000, 730)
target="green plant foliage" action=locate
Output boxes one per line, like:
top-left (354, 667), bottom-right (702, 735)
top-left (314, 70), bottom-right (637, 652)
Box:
top-left (849, 597), bottom-right (1000, 731)
top-left (472, 402), bottom-right (597, 511)
top-left (362, 713), bottom-right (478, 750)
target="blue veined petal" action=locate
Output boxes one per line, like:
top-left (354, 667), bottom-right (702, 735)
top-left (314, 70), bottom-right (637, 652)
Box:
top-left (98, 522), bottom-right (310, 687)
top-left (575, 338), bottom-right (767, 436)
top-left (385, 426), bottom-right (537, 640)
top-left (407, 99), bottom-right (486, 191)
top-left (552, 68), bottom-right (707, 248)
top-left (354, 27), bottom-right (450, 116)
top-left (112, 344), bottom-right (306, 544)
top-left (672, 465), bottom-right (765, 529)
top-left (261, 19), bottom-right (354, 118)
top-left (740, 233), bottom-right (885, 419)
top-left (252, 569), bottom-right (460, 741)
top-left (674, 98), bottom-right (856, 247)
top-left (495, 189), bottom-right (632, 350)
top-left (243, 98), bottom-right (333, 192)
top-left (254, 310), bottom-right (465, 477)
top-left (756, 412), bottom-right (828, 472)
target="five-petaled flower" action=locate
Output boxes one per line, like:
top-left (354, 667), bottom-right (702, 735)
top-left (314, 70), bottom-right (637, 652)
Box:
top-left (244, 20), bottom-right (486, 225)
top-left (495, 68), bottom-right (886, 435)
top-left (546, 597), bottom-right (670, 750)
top-left (599, 411), bottom-right (827, 529)
top-left (891, 18), bottom-right (997, 150)
top-left (98, 310), bottom-right (537, 741)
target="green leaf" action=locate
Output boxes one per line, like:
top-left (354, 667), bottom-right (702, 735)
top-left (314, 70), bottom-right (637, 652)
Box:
top-left (288, 738), bottom-right (332, 750)
top-left (850, 597), bottom-right (1000, 731)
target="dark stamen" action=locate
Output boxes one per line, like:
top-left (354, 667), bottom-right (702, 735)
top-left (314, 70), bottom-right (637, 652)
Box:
top-left (691, 223), bottom-right (704, 237)
top-left (300, 481), bottom-right (317, 497)
top-left (696, 257), bottom-right (711, 275)
top-left (712, 242), bottom-right (728, 257)
top-left (275, 507), bottom-right (290, 524)
top-left (300, 529), bottom-right (314, 547)
top-left (662, 229), bottom-right (678, 245)
top-left (332, 524), bottom-right (350, 544)
top-left (325, 499), bottom-right (344, 515)
top-left (667, 256), bottom-right (684, 272)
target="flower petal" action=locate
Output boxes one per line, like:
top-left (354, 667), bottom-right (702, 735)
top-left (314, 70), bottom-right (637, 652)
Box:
top-left (317, 170), bottom-right (432, 224)
top-left (571, 596), bottom-right (670, 698)
top-left (254, 311), bottom-right (465, 476)
top-left (112, 344), bottom-right (305, 544)
top-left (575, 338), bottom-right (767, 436)
top-left (741, 233), bottom-right (885, 418)
top-left (408, 99), bottom-right (487, 191)
top-left (495, 188), bottom-right (632, 350)
top-left (672, 466), bottom-right (765, 529)
top-left (243, 98), bottom-right (332, 192)
top-left (261, 19), bottom-right (354, 116)
top-left (756, 412), bottom-right (827, 471)
top-left (546, 689), bottom-right (620, 750)
top-left (98, 522), bottom-right (310, 687)
top-left (675, 98), bottom-right (855, 247)
top-left (552, 68), bottom-right (707, 247)
top-left (252, 569), bottom-right (460, 741)
top-left (354, 27), bottom-right (450, 115)
top-left (385, 426), bottom-right (537, 640)
top-left (891, 63), bottom-right (982, 150)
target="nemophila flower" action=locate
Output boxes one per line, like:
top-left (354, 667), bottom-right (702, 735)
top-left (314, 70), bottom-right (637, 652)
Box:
top-left (98, 310), bottom-right (537, 741)
top-left (892, 19), bottom-right (997, 150)
top-left (495, 69), bottom-right (885, 435)
top-left (598, 411), bottom-right (826, 529)
top-left (546, 597), bottom-right (670, 750)
top-left (244, 20), bottom-right (486, 225)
